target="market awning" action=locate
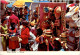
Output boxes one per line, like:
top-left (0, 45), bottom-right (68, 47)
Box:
top-left (39, 1), bottom-right (50, 2)
top-left (7, 2), bottom-right (15, 8)
top-left (13, 0), bottom-right (33, 8)
top-left (1, 0), bottom-right (8, 4)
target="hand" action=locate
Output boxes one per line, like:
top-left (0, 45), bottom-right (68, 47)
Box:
top-left (4, 34), bottom-right (7, 36)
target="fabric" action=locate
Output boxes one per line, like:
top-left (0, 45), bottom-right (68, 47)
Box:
top-left (28, 32), bottom-right (36, 43)
top-left (21, 27), bottom-right (30, 44)
top-left (31, 27), bottom-right (37, 36)
top-left (9, 28), bottom-right (19, 49)
top-left (9, 14), bottom-right (19, 25)
top-left (40, 3), bottom-right (66, 29)
top-left (6, 16), bottom-right (10, 19)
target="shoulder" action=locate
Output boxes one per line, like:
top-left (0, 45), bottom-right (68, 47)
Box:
top-left (25, 27), bottom-right (29, 30)
top-left (25, 27), bottom-right (29, 31)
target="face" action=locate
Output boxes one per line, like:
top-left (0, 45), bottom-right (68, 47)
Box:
top-left (22, 25), bottom-right (26, 28)
top-left (4, 20), bottom-right (7, 24)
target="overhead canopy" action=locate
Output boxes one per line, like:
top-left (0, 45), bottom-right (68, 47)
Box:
top-left (1, 0), bottom-right (8, 4)
top-left (13, 0), bottom-right (33, 8)
top-left (33, 0), bottom-right (39, 2)
top-left (25, 2), bottom-right (31, 8)
top-left (39, 1), bottom-right (50, 2)
top-left (13, 1), bottom-right (24, 8)
top-left (7, 2), bottom-right (15, 8)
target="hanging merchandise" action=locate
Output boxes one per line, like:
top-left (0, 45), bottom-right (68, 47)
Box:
top-left (39, 2), bottom-right (66, 51)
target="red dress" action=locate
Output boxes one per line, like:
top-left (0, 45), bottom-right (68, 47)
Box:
top-left (21, 27), bottom-right (30, 44)
top-left (9, 28), bottom-right (19, 49)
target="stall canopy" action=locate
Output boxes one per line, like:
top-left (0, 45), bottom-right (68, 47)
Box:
top-left (25, 2), bottom-right (32, 8)
top-left (13, 0), bottom-right (33, 8)
top-left (33, 0), bottom-right (49, 2)
top-left (33, 0), bottom-right (39, 2)
top-left (7, 2), bottom-right (15, 8)
top-left (1, 0), bottom-right (8, 4)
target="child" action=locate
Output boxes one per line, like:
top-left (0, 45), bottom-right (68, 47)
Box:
top-left (9, 23), bottom-right (19, 51)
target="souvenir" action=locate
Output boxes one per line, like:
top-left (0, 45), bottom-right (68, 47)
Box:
top-left (67, 42), bottom-right (77, 50)
top-left (41, 21), bottom-right (50, 29)
top-left (54, 6), bottom-right (61, 18)
top-left (76, 19), bottom-right (80, 27)
top-left (44, 29), bottom-right (52, 37)
top-left (44, 7), bottom-right (49, 13)
top-left (72, 12), bottom-right (79, 21)
top-left (61, 32), bottom-right (66, 37)
top-left (67, 36), bottom-right (76, 43)
top-left (69, 30), bottom-right (75, 37)
top-left (54, 20), bottom-right (60, 26)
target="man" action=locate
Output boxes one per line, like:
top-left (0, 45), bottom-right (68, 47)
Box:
top-left (8, 11), bottom-right (20, 30)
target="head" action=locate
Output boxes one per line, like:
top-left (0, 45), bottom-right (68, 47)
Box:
top-left (1, 18), bottom-right (7, 24)
top-left (53, 40), bottom-right (62, 51)
top-left (11, 23), bottom-right (15, 29)
top-left (22, 14), bottom-right (26, 20)
top-left (7, 12), bottom-right (11, 16)
top-left (22, 21), bottom-right (29, 28)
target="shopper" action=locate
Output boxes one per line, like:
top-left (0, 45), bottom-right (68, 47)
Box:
top-left (20, 21), bottom-right (30, 51)
top-left (1, 18), bottom-right (8, 51)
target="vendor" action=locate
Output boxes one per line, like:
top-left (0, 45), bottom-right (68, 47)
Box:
top-left (8, 23), bottom-right (19, 51)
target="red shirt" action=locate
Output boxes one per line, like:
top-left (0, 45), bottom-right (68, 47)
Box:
top-left (21, 27), bottom-right (30, 44)
top-left (9, 14), bottom-right (19, 25)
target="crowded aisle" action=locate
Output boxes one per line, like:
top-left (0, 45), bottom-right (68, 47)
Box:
top-left (0, 0), bottom-right (80, 51)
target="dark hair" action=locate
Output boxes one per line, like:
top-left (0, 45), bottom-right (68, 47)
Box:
top-left (7, 12), bottom-right (11, 15)
top-left (54, 40), bottom-right (62, 51)
top-left (25, 6), bottom-right (28, 9)
top-left (11, 23), bottom-right (15, 27)
top-left (1, 18), bottom-right (7, 23)
top-left (37, 28), bottom-right (43, 36)
top-left (66, 7), bottom-right (70, 13)
top-left (11, 23), bottom-right (15, 30)
top-left (22, 21), bottom-right (29, 27)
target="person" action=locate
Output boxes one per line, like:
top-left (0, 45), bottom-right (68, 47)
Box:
top-left (20, 14), bottom-right (26, 25)
top-left (53, 40), bottom-right (62, 51)
top-left (24, 6), bottom-right (30, 22)
top-left (6, 12), bottom-right (11, 20)
top-left (1, 18), bottom-right (8, 51)
top-left (8, 11), bottom-right (19, 30)
top-left (20, 21), bottom-right (30, 51)
top-left (8, 23), bottom-right (19, 51)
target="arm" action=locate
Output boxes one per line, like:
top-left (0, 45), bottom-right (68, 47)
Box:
top-left (17, 17), bottom-right (20, 30)
top-left (8, 17), bottom-right (11, 29)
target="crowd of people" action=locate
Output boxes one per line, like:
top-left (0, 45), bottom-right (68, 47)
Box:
top-left (0, 3), bottom-right (79, 51)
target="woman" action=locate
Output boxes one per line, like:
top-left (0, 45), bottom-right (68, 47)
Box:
top-left (9, 23), bottom-right (19, 51)
top-left (20, 21), bottom-right (30, 51)
top-left (1, 18), bottom-right (8, 51)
